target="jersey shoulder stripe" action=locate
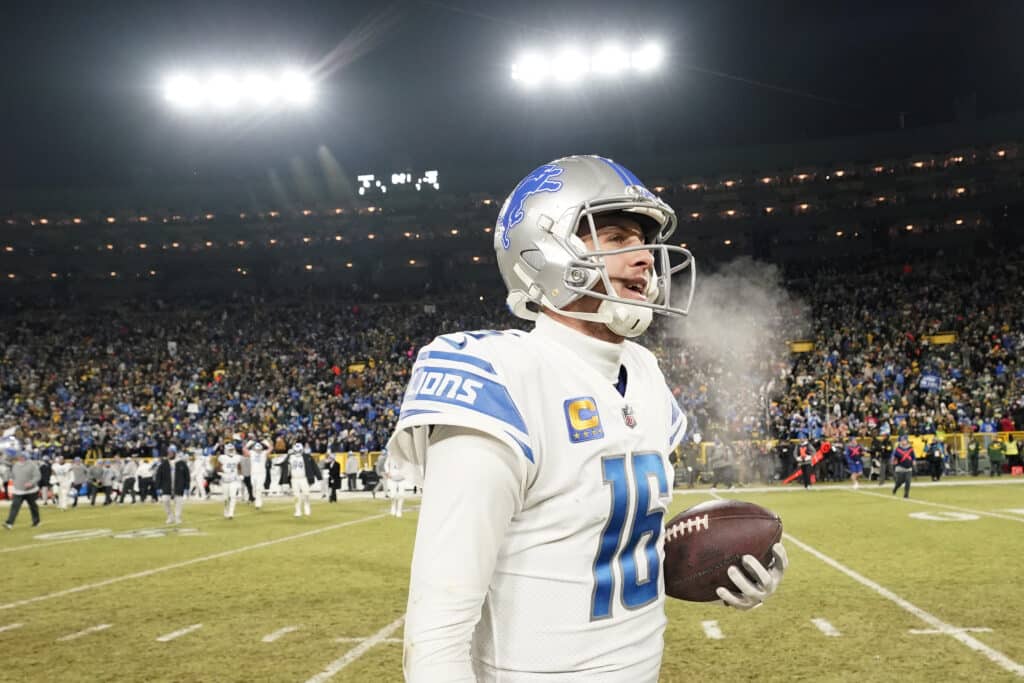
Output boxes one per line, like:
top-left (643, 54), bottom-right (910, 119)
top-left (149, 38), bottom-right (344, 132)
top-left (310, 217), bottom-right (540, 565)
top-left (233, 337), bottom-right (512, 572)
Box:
top-left (396, 330), bottom-right (533, 462)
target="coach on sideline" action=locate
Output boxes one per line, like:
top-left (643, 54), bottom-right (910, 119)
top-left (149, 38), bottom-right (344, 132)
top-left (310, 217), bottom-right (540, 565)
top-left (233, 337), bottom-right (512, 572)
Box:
top-left (4, 451), bottom-right (41, 529)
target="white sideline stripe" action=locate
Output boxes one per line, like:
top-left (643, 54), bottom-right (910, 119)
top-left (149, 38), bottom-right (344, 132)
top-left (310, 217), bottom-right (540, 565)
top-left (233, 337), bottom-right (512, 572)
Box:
top-left (0, 513), bottom-right (389, 612)
top-left (0, 623), bottom-right (24, 634)
top-left (911, 627), bottom-right (993, 635)
top-left (156, 623), bottom-right (202, 642)
top-left (262, 625), bottom-right (301, 642)
top-left (784, 532), bottom-right (1024, 677)
top-left (306, 616), bottom-right (405, 683)
top-left (57, 623), bottom-right (111, 641)
top-left (701, 620), bottom-right (724, 640)
top-left (334, 637), bottom-right (402, 643)
top-left (853, 489), bottom-right (1024, 523)
top-left (811, 618), bottom-right (841, 637)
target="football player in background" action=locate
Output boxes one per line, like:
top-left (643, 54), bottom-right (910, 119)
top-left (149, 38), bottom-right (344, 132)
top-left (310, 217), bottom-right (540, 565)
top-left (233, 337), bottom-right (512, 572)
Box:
top-left (217, 444), bottom-right (243, 519)
top-left (244, 434), bottom-right (271, 509)
top-left (287, 443), bottom-right (321, 517)
top-left (52, 455), bottom-right (73, 510)
top-left (385, 453), bottom-right (405, 518)
top-left (388, 156), bottom-right (788, 682)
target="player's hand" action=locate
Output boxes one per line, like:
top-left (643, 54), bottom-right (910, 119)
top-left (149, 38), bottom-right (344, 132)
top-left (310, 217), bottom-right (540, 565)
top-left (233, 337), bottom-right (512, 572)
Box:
top-left (716, 542), bottom-right (788, 611)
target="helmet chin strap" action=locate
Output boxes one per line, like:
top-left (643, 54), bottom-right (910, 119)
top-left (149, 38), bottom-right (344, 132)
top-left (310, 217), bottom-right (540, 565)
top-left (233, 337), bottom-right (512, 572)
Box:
top-left (543, 279), bottom-right (656, 339)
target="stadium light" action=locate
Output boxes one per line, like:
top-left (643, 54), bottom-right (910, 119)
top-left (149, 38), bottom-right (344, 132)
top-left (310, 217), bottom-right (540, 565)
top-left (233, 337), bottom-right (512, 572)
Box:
top-left (631, 43), bottom-right (665, 72)
top-left (551, 47), bottom-right (589, 85)
top-left (163, 74), bottom-right (202, 109)
top-left (513, 42), bottom-right (665, 85)
top-left (280, 70), bottom-right (314, 106)
top-left (591, 43), bottom-right (629, 76)
top-left (162, 68), bottom-right (315, 111)
top-left (511, 52), bottom-right (548, 86)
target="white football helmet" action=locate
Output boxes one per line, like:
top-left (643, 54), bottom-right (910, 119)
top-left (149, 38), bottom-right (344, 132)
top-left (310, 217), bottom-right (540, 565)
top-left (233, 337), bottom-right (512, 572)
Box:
top-left (494, 155), bottom-right (695, 337)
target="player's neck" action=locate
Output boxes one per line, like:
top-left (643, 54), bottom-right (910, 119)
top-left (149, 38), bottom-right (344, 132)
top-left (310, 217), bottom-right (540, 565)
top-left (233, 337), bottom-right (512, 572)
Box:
top-left (535, 312), bottom-right (624, 383)
top-left (541, 308), bottom-right (624, 344)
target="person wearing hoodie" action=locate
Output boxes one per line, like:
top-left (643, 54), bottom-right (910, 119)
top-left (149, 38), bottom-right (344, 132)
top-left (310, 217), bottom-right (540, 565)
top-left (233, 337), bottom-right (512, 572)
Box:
top-left (4, 450), bottom-right (41, 529)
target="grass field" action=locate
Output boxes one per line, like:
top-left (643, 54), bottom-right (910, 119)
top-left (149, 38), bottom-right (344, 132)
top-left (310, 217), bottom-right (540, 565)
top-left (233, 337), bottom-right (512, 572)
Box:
top-left (2, 479), bottom-right (1023, 682)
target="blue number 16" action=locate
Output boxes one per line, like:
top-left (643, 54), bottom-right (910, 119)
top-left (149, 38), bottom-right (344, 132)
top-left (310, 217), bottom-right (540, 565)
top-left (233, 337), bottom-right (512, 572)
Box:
top-left (591, 451), bottom-right (669, 620)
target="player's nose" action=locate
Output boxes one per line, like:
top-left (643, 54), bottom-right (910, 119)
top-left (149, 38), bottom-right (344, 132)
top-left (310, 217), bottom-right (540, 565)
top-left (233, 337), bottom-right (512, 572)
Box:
top-left (630, 247), bottom-right (655, 269)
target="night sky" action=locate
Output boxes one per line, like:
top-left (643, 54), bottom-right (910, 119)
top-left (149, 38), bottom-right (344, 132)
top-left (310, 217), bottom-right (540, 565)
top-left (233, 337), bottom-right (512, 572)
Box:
top-left (4, 0), bottom-right (1024, 189)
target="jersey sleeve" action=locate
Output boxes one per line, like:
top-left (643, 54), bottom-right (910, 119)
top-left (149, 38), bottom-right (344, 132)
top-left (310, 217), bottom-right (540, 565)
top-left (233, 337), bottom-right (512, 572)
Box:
top-left (388, 332), bottom-right (534, 483)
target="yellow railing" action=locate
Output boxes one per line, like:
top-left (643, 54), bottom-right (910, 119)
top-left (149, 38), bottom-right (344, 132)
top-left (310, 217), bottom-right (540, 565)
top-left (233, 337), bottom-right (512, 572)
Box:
top-left (694, 432), bottom-right (1023, 465)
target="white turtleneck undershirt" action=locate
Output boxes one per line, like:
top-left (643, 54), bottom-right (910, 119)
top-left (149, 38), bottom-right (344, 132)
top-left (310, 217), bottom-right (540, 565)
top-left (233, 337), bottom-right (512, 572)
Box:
top-left (402, 314), bottom-right (627, 682)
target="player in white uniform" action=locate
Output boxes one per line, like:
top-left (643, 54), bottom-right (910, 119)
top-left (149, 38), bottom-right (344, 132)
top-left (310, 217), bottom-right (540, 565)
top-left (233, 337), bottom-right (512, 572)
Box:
top-left (189, 450), bottom-right (207, 500)
top-left (287, 443), bottom-right (314, 517)
top-left (385, 455), bottom-right (405, 518)
top-left (244, 436), bottom-right (270, 509)
top-left (52, 455), bottom-right (73, 510)
top-left (388, 156), bottom-right (788, 682)
top-left (217, 445), bottom-right (242, 519)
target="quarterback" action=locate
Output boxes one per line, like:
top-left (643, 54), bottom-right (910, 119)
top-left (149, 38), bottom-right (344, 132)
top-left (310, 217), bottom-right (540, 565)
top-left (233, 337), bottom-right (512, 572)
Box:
top-left (388, 155), bottom-right (787, 681)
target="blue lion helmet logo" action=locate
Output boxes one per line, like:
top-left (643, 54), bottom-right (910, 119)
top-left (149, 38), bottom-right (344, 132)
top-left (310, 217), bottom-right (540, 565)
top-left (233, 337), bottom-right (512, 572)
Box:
top-left (498, 164), bottom-right (564, 249)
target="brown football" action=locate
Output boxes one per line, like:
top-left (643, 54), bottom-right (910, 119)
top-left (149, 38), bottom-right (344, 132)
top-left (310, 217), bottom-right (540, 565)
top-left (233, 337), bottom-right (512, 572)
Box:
top-left (663, 499), bottom-right (782, 602)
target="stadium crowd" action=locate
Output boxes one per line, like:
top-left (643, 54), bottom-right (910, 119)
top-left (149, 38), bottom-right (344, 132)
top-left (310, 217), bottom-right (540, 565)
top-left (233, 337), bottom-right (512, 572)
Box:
top-left (1, 256), bottom-right (1022, 487)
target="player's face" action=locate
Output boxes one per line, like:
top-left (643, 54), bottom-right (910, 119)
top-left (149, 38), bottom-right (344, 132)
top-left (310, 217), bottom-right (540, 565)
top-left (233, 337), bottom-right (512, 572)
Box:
top-left (574, 217), bottom-right (654, 311)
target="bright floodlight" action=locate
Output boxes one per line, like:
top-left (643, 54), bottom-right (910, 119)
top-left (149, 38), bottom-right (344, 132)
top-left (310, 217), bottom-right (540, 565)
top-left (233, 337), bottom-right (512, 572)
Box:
top-left (241, 72), bottom-right (275, 105)
top-left (163, 74), bottom-right (202, 109)
top-left (551, 47), bottom-right (589, 85)
top-left (591, 43), bottom-right (629, 76)
top-left (631, 42), bottom-right (665, 72)
top-left (207, 72), bottom-right (242, 109)
top-left (280, 70), bottom-right (314, 106)
top-left (512, 41), bottom-right (666, 85)
top-left (162, 67), bottom-right (315, 112)
top-left (511, 52), bottom-right (548, 86)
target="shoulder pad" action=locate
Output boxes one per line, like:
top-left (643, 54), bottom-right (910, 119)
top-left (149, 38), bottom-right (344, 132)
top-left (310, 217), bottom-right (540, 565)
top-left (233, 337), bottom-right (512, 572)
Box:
top-left (397, 330), bottom-right (533, 462)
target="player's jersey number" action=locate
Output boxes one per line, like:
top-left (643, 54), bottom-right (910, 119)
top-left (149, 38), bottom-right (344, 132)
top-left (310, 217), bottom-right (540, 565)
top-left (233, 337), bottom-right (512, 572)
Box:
top-left (591, 452), bottom-right (669, 620)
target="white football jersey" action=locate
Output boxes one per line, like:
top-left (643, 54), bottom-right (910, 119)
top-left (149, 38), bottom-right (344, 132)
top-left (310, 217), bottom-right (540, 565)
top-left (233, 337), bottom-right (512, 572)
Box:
top-left (247, 441), bottom-right (267, 468)
top-left (52, 462), bottom-right (72, 482)
top-left (390, 324), bottom-right (686, 679)
top-left (219, 453), bottom-right (242, 483)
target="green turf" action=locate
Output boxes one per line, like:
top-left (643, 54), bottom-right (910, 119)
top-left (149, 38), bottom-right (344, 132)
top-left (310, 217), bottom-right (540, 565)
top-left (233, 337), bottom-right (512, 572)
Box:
top-left (2, 481), bottom-right (1023, 682)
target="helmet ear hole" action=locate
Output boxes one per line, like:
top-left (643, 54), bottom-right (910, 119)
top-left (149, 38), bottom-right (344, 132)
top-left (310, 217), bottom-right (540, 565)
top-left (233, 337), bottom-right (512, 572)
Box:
top-left (520, 249), bottom-right (546, 272)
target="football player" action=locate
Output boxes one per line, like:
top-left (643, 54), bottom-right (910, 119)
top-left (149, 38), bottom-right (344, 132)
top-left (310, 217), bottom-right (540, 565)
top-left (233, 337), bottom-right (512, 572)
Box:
top-left (385, 453), bottom-right (406, 518)
top-left (388, 155), bottom-right (788, 681)
top-left (217, 444), bottom-right (243, 519)
top-left (244, 434), bottom-right (271, 509)
top-left (287, 443), bottom-right (321, 517)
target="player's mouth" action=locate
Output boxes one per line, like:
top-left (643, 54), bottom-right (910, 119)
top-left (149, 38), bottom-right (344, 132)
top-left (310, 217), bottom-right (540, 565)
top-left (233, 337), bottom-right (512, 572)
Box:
top-left (616, 277), bottom-right (648, 301)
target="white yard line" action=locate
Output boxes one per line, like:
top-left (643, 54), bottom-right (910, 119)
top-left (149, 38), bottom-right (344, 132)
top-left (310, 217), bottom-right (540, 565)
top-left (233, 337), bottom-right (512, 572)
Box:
top-left (784, 532), bottom-right (1024, 677)
top-left (701, 620), bottom-right (724, 640)
top-left (811, 618), bottom-right (841, 637)
top-left (852, 488), bottom-right (1024, 523)
top-left (156, 623), bottom-right (203, 642)
top-left (911, 627), bottom-right (992, 635)
top-left (0, 512), bottom-right (388, 612)
top-left (56, 623), bottom-right (111, 641)
top-left (0, 623), bottom-right (24, 634)
top-left (0, 537), bottom-right (106, 554)
top-left (305, 616), bottom-right (405, 683)
top-left (262, 625), bottom-right (301, 643)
